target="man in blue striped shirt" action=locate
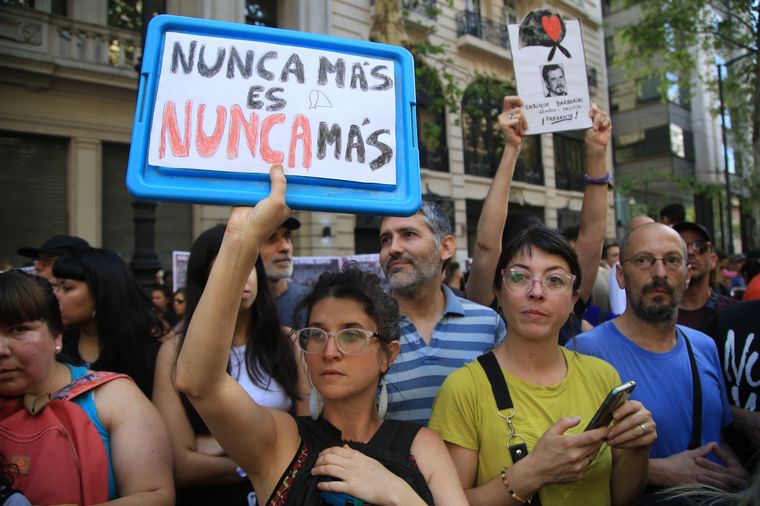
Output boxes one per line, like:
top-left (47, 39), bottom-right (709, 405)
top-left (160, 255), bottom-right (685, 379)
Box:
top-left (379, 201), bottom-right (506, 424)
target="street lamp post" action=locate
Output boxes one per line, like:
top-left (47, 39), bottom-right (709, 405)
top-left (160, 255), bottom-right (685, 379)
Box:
top-left (716, 50), bottom-right (756, 254)
top-left (130, 0), bottom-right (162, 288)
top-left (716, 63), bottom-right (733, 253)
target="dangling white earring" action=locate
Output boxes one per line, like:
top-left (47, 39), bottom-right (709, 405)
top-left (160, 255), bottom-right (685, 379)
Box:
top-left (377, 379), bottom-right (388, 419)
top-left (309, 386), bottom-right (323, 420)
top-left (91, 310), bottom-right (97, 319)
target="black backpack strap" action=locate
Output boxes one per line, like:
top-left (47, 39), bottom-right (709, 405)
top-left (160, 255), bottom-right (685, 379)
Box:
top-left (476, 352), bottom-right (542, 505)
top-left (477, 351), bottom-right (514, 410)
top-left (697, 291), bottom-right (719, 332)
top-left (679, 328), bottom-right (703, 450)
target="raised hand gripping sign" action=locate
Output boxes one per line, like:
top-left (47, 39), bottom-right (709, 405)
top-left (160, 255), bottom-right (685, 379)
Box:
top-left (507, 10), bottom-right (592, 135)
top-left (127, 15), bottom-right (420, 215)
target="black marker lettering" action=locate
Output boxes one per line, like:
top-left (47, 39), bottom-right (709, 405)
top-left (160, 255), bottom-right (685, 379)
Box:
top-left (280, 53), bottom-right (305, 83)
top-left (318, 57), bottom-right (345, 88)
top-left (366, 129), bottom-right (393, 170)
top-left (350, 63), bottom-right (368, 91)
top-left (265, 87), bottom-right (286, 111)
top-left (226, 46), bottom-right (253, 79)
top-left (256, 51), bottom-right (277, 81)
top-left (246, 85), bottom-right (265, 109)
top-left (317, 122), bottom-right (342, 160)
top-left (170, 40), bottom-right (196, 74)
top-left (345, 124), bottom-right (365, 162)
top-left (369, 65), bottom-right (392, 91)
top-left (198, 45), bottom-right (225, 78)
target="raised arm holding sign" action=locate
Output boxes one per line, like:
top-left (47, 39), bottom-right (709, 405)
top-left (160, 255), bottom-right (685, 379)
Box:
top-left (127, 15), bottom-right (420, 215)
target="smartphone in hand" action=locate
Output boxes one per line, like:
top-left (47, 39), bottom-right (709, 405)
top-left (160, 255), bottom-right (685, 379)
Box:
top-left (584, 381), bottom-right (636, 431)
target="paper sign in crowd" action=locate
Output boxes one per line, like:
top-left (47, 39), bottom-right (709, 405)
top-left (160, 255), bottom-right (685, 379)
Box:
top-left (148, 31), bottom-right (398, 185)
top-left (508, 10), bottom-right (592, 135)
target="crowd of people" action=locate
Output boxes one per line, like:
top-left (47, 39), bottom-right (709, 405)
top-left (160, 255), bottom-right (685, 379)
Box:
top-left (1, 97), bottom-right (758, 506)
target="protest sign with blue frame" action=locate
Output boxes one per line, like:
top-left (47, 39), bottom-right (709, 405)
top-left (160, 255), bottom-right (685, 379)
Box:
top-left (127, 14), bottom-right (420, 216)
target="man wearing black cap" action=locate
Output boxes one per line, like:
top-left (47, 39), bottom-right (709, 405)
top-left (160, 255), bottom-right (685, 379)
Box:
top-left (17, 234), bottom-right (90, 283)
top-left (673, 222), bottom-right (736, 334)
top-left (259, 216), bottom-right (309, 328)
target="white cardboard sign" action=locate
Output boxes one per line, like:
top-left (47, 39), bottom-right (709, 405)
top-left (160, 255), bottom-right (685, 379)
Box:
top-left (147, 31), bottom-right (398, 185)
top-left (508, 13), bottom-right (592, 135)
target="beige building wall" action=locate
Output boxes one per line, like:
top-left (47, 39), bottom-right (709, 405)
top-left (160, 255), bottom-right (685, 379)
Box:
top-left (0, 0), bottom-right (614, 267)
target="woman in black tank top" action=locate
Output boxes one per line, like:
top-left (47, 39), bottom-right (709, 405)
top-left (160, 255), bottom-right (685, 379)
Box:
top-left (176, 165), bottom-right (467, 505)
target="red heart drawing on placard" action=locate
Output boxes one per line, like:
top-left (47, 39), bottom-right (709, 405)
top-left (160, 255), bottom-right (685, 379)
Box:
top-left (542, 15), bottom-right (562, 42)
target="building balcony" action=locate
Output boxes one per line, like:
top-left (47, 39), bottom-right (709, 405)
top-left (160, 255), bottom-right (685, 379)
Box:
top-left (403, 0), bottom-right (438, 17)
top-left (455, 10), bottom-right (511, 60)
top-left (0, 5), bottom-right (140, 86)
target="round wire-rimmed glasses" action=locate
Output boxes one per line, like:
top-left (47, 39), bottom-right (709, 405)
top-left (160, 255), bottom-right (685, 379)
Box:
top-left (296, 327), bottom-right (380, 355)
top-left (501, 267), bottom-right (576, 295)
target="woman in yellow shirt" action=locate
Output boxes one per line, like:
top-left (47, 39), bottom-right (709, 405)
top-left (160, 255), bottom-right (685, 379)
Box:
top-left (430, 221), bottom-right (657, 505)
top-left (430, 98), bottom-right (657, 506)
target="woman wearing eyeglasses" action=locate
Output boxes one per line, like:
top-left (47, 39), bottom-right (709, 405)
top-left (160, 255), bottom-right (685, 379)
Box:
top-left (429, 225), bottom-right (657, 505)
top-left (175, 166), bottom-right (466, 506)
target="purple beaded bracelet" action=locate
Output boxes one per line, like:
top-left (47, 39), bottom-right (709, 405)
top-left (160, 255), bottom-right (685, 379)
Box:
top-left (583, 173), bottom-right (611, 185)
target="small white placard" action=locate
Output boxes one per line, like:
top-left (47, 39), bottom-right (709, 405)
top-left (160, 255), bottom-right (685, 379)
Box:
top-left (148, 32), bottom-right (398, 185)
top-left (508, 15), bottom-right (592, 134)
top-left (172, 250), bottom-right (190, 290)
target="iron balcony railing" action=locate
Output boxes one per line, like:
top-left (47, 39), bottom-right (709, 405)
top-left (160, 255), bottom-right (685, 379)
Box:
top-left (456, 10), bottom-right (510, 50)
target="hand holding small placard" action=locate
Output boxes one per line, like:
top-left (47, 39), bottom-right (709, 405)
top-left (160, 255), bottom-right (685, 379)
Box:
top-left (507, 10), bottom-right (592, 135)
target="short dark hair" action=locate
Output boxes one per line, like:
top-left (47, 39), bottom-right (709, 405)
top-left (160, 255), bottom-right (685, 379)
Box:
top-left (560, 225), bottom-right (580, 242)
top-left (152, 284), bottom-right (171, 300)
top-left (659, 203), bottom-right (686, 224)
top-left (493, 224), bottom-right (582, 293)
top-left (502, 209), bottom-right (543, 250)
top-left (445, 261), bottom-right (461, 282)
top-left (603, 242), bottom-right (619, 259)
top-left (542, 64), bottom-right (564, 83)
top-left (294, 264), bottom-right (400, 350)
top-left (0, 270), bottom-right (63, 335)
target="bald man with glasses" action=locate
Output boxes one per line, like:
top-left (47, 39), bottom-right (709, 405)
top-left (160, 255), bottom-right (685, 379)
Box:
top-left (568, 223), bottom-right (748, 491)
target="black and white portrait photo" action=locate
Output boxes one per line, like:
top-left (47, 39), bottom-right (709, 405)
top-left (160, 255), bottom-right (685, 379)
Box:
top-left (541, 63), bottom-right (567, 97)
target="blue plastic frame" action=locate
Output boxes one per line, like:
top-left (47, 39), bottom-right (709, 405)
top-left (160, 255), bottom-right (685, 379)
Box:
top-left (127, 15), bottom-right (420, 216)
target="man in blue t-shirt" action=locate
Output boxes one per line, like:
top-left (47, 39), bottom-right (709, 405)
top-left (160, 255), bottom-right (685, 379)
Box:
top-left (569, 223), bottom-right (749, 490)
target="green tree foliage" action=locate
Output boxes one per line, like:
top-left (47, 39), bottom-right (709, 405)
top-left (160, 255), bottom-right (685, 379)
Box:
top-left (615, 0), bottom-right (759, 247)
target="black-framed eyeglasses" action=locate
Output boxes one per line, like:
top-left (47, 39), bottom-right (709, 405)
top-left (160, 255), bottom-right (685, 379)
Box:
top-left (622, 254), bottom-right (685, 271)
top-left (684, 240), bottom-right (711, 255)
top-left (296, 328), bottom-right (379, 355)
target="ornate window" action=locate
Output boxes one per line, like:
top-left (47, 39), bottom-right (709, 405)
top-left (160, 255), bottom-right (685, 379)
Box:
top-left (462, 78), bottom-right (513, 178)
top-left (245, 1), bottom-right (277, 27)
top-left (462, 78), bottom-right (542, 183)
top-left (416, 64), bottom-right (448, 172)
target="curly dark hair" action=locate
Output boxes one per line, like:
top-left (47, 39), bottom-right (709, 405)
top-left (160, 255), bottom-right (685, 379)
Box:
top-left (293, 264), bottom-right (401, 351)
